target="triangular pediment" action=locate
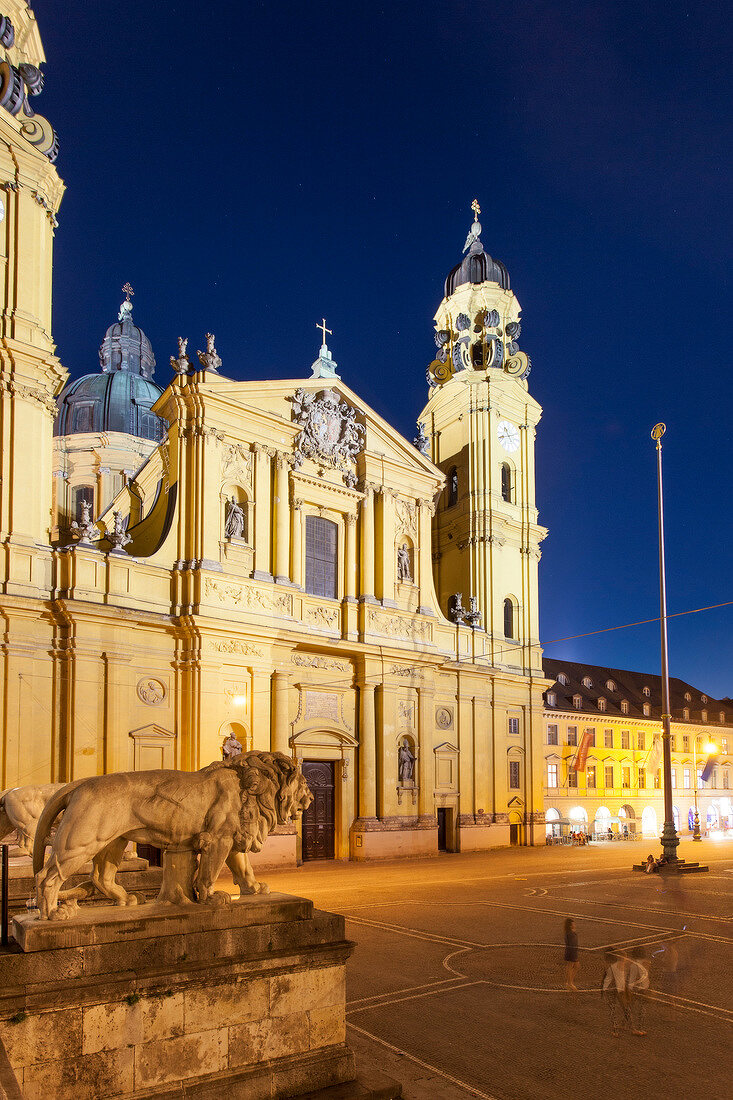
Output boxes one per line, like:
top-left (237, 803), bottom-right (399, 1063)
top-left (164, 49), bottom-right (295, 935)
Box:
top-left (129, 724), bottom-right (175, 741)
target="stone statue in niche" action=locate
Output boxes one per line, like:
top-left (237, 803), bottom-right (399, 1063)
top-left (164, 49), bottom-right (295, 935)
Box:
top-left (398, 739), bottom-right (416, 784)
top-left (222, 731), bottom-right (243, 759)
top-left (224, 497), bottom-right (245, 540)
top-left (397, 543), bottom-right (412, 583)
top-left (71, 499), bottom-right (99, 543)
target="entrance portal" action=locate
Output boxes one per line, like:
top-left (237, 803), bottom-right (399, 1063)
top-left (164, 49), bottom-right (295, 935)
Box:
top-left (301, 760), bottom-right (335, 861)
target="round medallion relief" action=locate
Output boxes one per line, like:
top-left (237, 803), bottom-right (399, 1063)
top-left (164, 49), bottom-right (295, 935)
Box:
top-left (435, 706), bottom-right (453, 730)
top-left (137, 677), bottom-right (166, 706)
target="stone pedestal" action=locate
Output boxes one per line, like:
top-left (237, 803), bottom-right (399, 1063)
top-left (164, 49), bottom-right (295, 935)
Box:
top-left (5, 855), bottom-right (163, 915)
top-left (0, 894), bottom-right (356, 1099)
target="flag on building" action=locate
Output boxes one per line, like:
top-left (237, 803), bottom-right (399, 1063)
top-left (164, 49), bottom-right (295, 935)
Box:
top-left (644, 735), bottom-right (663, 776)
top-left (701, 751), bottom-right (718, 784)
top-left (573, 729), bottom-right (593, 772)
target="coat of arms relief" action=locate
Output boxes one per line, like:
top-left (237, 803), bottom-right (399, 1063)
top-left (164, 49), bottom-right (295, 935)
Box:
top-left (291, 389), bottom-right (365, 487)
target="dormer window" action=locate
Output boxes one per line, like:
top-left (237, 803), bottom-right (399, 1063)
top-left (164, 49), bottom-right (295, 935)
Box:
top-left (606, 680), bottom-right (616, 692)
top-left (582, 677), bottom-right (593, 689)
top-left (720, 712), bottom-right (726, 723)
top-left (701, 695), bottom-right (708, 704)
top-left (643, 686), bottom-right (651, 698)
top-left (557, 673), bottom-right (569, 687)
top-left (683, 708), bottom-right (690, 720)
top-left (643, 703), bottom-right (651, 717)
top-left (546, 692), bottom-right (557, 707)
top-left (701, 710), bottom-right (708, 723)
top-left (684, 692), bottom-right (692, 702)
top-left (621, 700), bottom-right (629, 715)
top-left (573, 694), bottom-right (582, 710)
top-left (597, 697), bottom-right (607, 712)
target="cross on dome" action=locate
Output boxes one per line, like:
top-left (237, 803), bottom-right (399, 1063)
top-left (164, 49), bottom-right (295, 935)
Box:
top-left (121, 282), bottom-right (134, 302)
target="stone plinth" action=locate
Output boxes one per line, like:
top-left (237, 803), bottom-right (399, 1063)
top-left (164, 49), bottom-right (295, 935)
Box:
top-left (5, 855), bottom-right (162, 915)
top-left (0, 894), bottom-right (355, 1099)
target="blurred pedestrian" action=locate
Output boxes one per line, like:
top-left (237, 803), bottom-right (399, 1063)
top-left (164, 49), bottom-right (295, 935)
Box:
top-left (564, 917), bottom-right (579, 990)
top-left (628, 946), bottom-right (649, 1035)
top-left (601, 950), bottom-right (631, 1036)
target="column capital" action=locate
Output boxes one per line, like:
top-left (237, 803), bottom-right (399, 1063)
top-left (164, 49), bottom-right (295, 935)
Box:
top-left (345, 511), bottom-right (357, 528)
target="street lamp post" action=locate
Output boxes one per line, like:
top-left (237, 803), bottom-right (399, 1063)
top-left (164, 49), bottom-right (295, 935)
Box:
top-left (652, 424), bottom-right (680, 862)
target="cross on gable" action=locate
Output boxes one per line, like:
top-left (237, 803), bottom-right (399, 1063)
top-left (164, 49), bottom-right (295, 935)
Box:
top-left (316, 317), bottom-right (332, 345)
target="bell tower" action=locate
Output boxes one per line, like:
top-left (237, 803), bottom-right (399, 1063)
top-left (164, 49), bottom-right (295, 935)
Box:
top-left (419, 202), bottom-right (547, 676)
top-left (0, 1), bottom-right (65, 592)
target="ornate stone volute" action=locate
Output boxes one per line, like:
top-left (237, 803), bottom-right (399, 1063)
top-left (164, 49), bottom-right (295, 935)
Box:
top-left (0, 9), bottom-right (58, 161)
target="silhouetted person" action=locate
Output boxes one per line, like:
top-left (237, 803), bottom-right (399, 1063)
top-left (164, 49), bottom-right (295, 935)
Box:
top-left (601, 951), bottom-right (631, 1035)
top-left (564, 917), bottom-right (579, 990)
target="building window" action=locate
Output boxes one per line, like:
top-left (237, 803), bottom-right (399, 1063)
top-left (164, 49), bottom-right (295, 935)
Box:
top-left (568, 768), bottom-right (577, 788)
top-left (654, 770), bottom-right (661, 789)
top-left (447, 467), bottom-right (458, 507)
top-left (546, 692), bottom-right (557, 707)
top-left (683, 735), bottom-right (689, 751)
top-left (711, 769), bottom-right (718, 788)
top-left (598, 697), bottom-right (607, 712)
top-left (547, 763), bottom-right (558, 788)
top-left (586, 728), bottom-right (596, 747)
top-left (643, 686), bottom-right (651, 697)
top-left (71, 403), bottom-right (94, 433)
top-left (637, 732), bottom-right (645, 751)
top-left (670, 735), bottom-right (676, 752)
top-left (720, 712), bottom-right (726, 724)
top-left (606, 680), bottom-right (616, 692)
top-left (697, 767), bottom-right (704, 787)
top-left (621, 700), bottom-right (629, 715)
top-left (604, 765), bottom-right (614, 789)
top-left (684, 692), bottom-right (692, 702)
top-left (683, 768), bottom-right (691, 789)
top-left (683, 708), bottom-right (690, 720)
top-left (501, 463), bottom-right (512, 503)
top-left (701, 710), bottom-right (707, 722)
top-left (547, 724), bottom-right (558, 746)
top-left (638, 769), bottom-right (645, 789)
top-left (72, 484), bottom-right (95, 522)
top-left (305, 516), bottom-right (338, 599)
top-left (701, 694), bottom-right (707, 704)
top-left (604, 729), bottom-right (613, 749)
top-left (586, 765), bottom-right (596, 789)
top-left (567, 726), bottom-right (578, 746)
top-left (723, 770), bottom-right (730, 789)
top-left (671, 768), bottom-right (677, 788)
top-left (582, 677), bottom-right (593, 689)
top-left (508, 717), bottom-right (519, 736)
top-left (643, 703), bottom-right (651, 717)
top-left (621, 730), bottom-right (630, 750)
top-left (722, 738), bottom-right (728, 753)
top-left (503, 598), bottom-right (516, 640)
top-left (622, 767), bottom-right (631, 788)
top-left (509, 760), bottom-right (520, 789)
top-left (573, 695), bottom-right (582, 710)
top-left (558, 673), bottom-right (569, 686)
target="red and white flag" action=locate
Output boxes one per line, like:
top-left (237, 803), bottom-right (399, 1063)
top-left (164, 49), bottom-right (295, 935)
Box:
top-left (573, 729), bottom-right (593, 772)
top-left (644, 735), bottom-right (663, 775)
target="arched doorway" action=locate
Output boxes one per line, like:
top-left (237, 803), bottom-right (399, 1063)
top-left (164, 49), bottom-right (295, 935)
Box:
top-left (618, 804), bottom-right (636, 836)
top-left (568, 806), bottom-right (588, 827)
top-left (301, 761), bottom-right (335, 860)
top-left (706, 805), bottom-right (719, 830)
top-left (641, 806), bottom-right (658, 837)
top-left (545, 808), bottom-right (560, 838)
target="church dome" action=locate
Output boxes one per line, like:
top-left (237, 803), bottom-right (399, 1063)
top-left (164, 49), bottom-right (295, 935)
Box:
top-left (444, 209), bottom-right (510, 296)
top-left (54, 290), bottom-right (166, 441)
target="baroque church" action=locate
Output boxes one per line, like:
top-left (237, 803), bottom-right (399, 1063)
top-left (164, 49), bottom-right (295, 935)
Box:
top-left (0, 1), bottom-right (549, 864)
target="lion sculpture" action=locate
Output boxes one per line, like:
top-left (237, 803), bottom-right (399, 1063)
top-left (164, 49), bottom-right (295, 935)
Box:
top-left (33, 751), bottom-right (312, 920)
top-left (0, 783), bottom-right (67, 856)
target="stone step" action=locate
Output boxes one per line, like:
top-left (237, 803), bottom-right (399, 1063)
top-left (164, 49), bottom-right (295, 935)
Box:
top-left (292, 1069), bottom-right (403, 1099)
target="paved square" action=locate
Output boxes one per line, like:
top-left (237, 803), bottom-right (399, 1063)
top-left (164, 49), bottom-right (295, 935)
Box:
top-left (236, 839), bottom-right (733, 1099)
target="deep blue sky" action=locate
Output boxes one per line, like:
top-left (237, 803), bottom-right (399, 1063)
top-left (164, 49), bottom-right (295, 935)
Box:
top-left (38, 1), bottom-right (731, 697)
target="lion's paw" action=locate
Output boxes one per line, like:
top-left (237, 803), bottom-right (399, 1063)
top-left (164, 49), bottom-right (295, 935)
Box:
top-left (123, 893), bottom-right (139, 907)
top-left (203, 891), bottom-right (230, 909)
top-left (256, 882), bottom-right (270, 895)
top-left (49, 901), bottom-right (77, 921)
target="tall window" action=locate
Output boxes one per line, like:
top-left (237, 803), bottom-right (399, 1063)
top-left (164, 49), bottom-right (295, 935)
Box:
top-left (587, 765), bottom-right (596, 789)
top-left (621, 700), bottom-right (629, 715)
top-left (724, 770), bottom-right (730, 790)
top-left (683, 735), bottom-right (689, 751)
top-left (447, 468), bottom-right (458, 507)
top-left (547, 763), bottom-right (558, 788)
top-left (654, 770), bottom-right (661, 789)
top-left (622, 767), bottom-right (631, 788)
top-left (71, 403), bottom-right (94, 433)
top-left (503, 598), bottom-right (515, 639)
top-left (638, 769), bottom-right (645, 789)
top-left (621, 730), bottom-right (630, 750)
top-left (586, 728), bottom-right (596, 747)
top-left (305, 516), bottom-right (338, 599)
top-left (637, 732), bottom-right (645, 751)
top-left (567, 726), bottom-right (578, 746)
top-left (508, 717), bottom-right (519, 736)
top-left (509, 761), bottom-right (520, 789)
top-left (72, 484), bottom-right (94, 522)
top-left (604, 765), bottom-right (614, 789)
top-left (604, 729), bottom-right (613, 749)
top-left (567, 769), bottom-right (577, 788)
top-left (547, 724), bottom-right (558, 746)
top-left (683, 768), bottom-right (691, 789)
top-left (501, 463), bottom-right (512, 503)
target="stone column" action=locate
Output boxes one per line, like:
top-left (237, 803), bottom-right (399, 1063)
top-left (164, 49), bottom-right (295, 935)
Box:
top-left (291, 497), bottom-right (303, 588)
top-left (252, 445), bottom-right (273, 581)
top-left (103, 652), bottom-right (132, 775)
top-left (379, 489), bottom-right (397, 606)
top-left (360, 484), bottom-right (376, 601)
top-left (344, 512), bottom-right (357, 601)
top-left (417, 685), bottom-right (435, 823)
top-left (358, 680), bottom-right (377, 820)
top-left (271, 670), bottom-right (291, 754)
top-left (417, 498), bottom-right (436, 616)
top-left (274, 453), bottom-right (291, 585)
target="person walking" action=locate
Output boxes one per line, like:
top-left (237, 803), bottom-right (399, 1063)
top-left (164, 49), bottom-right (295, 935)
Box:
top-left (628, 946), bottom-right (650, 1035)
top-left (564, 917), bottom-right (579, 990)
top-left (601, 950), bottom-right (631, 1036)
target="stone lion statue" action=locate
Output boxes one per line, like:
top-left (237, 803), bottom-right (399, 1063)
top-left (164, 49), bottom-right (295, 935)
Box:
top-left (33, 751), bottom-right (311, 920)
top-left (0, 783), bottom-right (67, 856)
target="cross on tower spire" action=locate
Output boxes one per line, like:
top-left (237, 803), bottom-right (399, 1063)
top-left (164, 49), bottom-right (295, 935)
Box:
top-left (121, 282), bottom-right (134, 302)
top-left (471, 199), bottom-right (481, 221)
top-left (316, 317), bottom-right (332, 347)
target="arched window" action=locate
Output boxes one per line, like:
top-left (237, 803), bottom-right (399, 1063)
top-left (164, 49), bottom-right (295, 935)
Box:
top-left (501, 463), bottom-right (512, 503)
top-left (305, 516), bottom-right (338, 599)
top-left (557, 673), bottom-right (569, 687)
top-left (503, 597), bottom-right (515, 639)
top-left (447, 467), bottom-right (458, 507)
top-left (582, 676), bottom-right (593, 689)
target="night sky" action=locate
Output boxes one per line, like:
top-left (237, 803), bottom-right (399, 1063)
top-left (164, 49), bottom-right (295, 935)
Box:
top-left (37, 2), bottom-right (731, 697)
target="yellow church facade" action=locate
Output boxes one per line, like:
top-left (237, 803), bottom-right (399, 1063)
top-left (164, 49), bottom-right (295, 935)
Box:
top-left (0, 1), bottom-right (550, 863)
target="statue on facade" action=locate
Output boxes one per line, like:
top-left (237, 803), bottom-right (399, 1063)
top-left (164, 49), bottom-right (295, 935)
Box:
top-left (413, 422), bottom-right (430, 456)
top-left (221, 731), bottom-right (243, 760)
top-left (197, 332), bottom-right (222, 372)
top-left (224, 497), bottom-right (245, 540)
top-left (170, 336), bottom-right (191, 376)
top-left (398, 740), bottom-right (416, 784)
top-left (71, 499), bottom-right (99, 543)
top-left (449, 592), bottom-right (467, 624)
top-left (32, 751), bottom-right (313, 919)
top-left (466, 596), bottom-right (482, 629)
top-left (107, 511), bottom-right (132, 551)
top-left (397, 543), bottom-right (412, 583)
